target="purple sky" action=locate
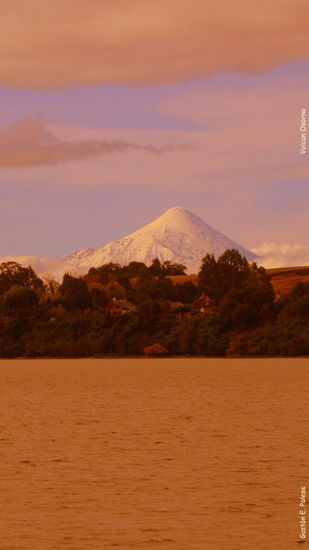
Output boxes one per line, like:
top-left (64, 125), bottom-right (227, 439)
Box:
top-left (0, 2), bottom-right (308, 268)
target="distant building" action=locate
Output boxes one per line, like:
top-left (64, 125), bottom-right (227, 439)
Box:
top-left (106, 298), bottom-right (137, 315)
top-left (192, 294), bottom-right (216, 315)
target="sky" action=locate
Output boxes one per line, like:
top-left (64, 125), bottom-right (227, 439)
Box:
top-left (0, 0), bottom-right (309, 269)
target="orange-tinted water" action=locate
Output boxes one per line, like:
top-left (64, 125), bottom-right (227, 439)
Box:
top-left (0, 358), bottom-right (308, 549)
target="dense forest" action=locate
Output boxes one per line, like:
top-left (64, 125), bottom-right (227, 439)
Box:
top-left (0, 249), bottom-right (308, 357)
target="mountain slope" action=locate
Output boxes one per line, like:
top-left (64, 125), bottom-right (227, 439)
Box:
top-left (66, 206), bottom-right (256, 274)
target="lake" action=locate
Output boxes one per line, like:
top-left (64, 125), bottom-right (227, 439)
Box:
top-left (0, 358), bottom-right (308, 549)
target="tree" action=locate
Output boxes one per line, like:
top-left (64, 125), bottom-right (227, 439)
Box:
top-left (290, 281), bottom-right (309, 300)
top-left (88, 284), bottom-right (107, 310)
top-left (95, 263), bottom-right (122, 284)
top-left (197, 253), bottom-right (220, 299)
top-left (216, 249), bottom-right (250, 294)
top-left (149, 258), bottom-right (162, 276)
top-left (148, 258), bottom-right (187, 276)
top-left (161, 261), bottom-right (187, 275)
top-left (3, 285), bottom-right (39, 313)
top-left (174, 281), bottom-right (198, 303)
top-left (0, 261), bottom-right (43, 294)
top-left (59, 274), bottom-right (91, 310)
top-left (198, 249), bottom-right (251, 301)
top-left (123, 262), bottom-right (149, 277)
top-left (219, 275), bottom-right (275, 329)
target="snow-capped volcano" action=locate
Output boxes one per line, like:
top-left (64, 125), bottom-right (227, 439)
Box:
top-left (66, 206), bottom-right (256, 274)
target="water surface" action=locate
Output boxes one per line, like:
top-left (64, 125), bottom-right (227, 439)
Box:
top-left (0, 358), bottom-right (308, 549)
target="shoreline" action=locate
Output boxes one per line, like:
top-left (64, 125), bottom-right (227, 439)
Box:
top-left (1, 355), bottom-right (309, 361)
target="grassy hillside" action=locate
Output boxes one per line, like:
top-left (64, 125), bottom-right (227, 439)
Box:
top-left (266, 266), bottom-right (309, 295)
top-left (166, 266), bottom-right (309, 296)
top-left (166, 274), bottom-right (198, 285)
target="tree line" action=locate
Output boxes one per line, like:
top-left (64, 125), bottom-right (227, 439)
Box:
top-left (0, 250), bottom-right (308, 357)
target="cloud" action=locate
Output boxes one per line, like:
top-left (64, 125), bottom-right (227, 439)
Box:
top-left (1, 0), bottom-right (309, 88)
top-left (0, 117), bottom-right (190, 167)
top-left (252, 243), bottom-right (309, 268)
top-left (0, 255), bottom-right (76, 282)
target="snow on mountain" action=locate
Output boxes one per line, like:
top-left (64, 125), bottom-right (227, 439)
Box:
top-left (65, 206), bottom-right (257, 274)
top-left (0, 207), bottom-right (257, 279)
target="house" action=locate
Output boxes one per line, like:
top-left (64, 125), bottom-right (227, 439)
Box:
top-left (192, 294), bottom-right (216, 315)
top-left (106, 298), bottom-right (137, 315)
